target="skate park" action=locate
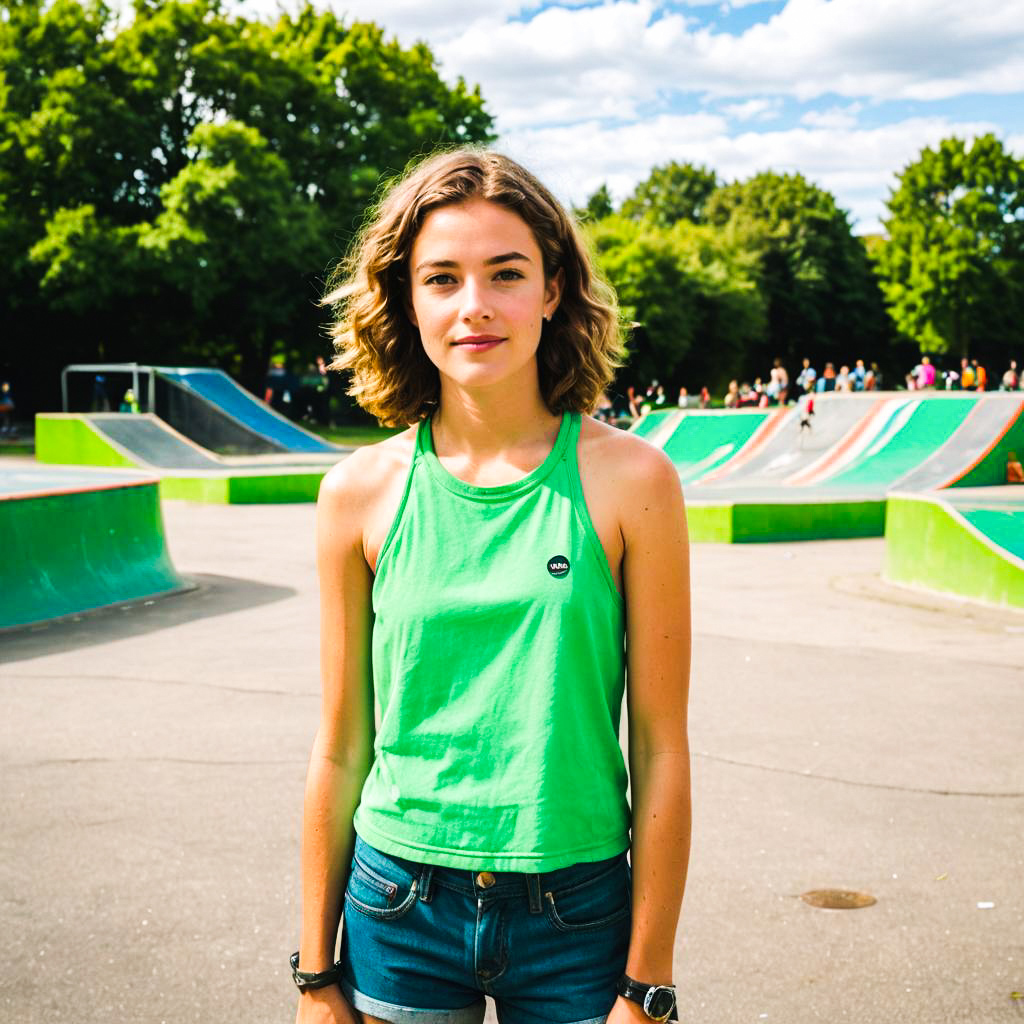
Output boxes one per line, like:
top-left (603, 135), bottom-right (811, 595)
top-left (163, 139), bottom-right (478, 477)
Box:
top-left (34, 364), bottom-right (349, 504)
top-left (3, 367), bottom-right (1023, 1024)
top-left (7, 373), bottom-right (1023, 634)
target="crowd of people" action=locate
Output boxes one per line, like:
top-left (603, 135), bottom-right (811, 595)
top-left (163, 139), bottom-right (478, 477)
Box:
top-left (619, 355), bottom-right (1023, 421)
top-left (722, 357), bottom-right (886, 408)
top-left (906, 356), bottom-right (1023, 393)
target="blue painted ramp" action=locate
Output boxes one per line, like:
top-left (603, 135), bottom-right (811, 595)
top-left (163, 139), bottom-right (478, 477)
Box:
top-left (157, 368), bottom-right (337, 454)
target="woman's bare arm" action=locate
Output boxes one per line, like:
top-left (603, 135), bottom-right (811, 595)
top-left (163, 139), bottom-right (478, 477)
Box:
top-left (618, 441), bottom-right (693, 992)
top-left (298, 455), bottom-right (377, 975)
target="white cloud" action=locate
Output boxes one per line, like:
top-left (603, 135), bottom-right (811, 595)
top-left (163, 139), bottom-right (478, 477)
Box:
top-left (799, 103), bottom-right (862, 130)
top-left (211, 0), bottom-right (1024, 235)
top-left (502, 115), bottom-right (1002, 233)
top-left (432, 0), bottom-right (1024, 130)
top-left (722, 98), bottom-right (783, 122)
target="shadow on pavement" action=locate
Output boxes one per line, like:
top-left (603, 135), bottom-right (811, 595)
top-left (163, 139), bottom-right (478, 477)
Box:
top-left (0, 574), bottom-right (295, 663)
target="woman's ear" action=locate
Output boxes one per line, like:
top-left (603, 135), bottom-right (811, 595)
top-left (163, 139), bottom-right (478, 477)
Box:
top-left (544, 268), bottom-right (564, 320)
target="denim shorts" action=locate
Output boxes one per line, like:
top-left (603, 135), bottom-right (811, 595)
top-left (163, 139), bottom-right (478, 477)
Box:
top-left (339, 834), bottom-right (632, 1024)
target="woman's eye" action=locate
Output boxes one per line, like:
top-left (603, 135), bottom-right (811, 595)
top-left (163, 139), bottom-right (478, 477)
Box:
top-left (424, 273), bottom-right (456, 286)
top-left (494, 269), bottom-right (524, 281)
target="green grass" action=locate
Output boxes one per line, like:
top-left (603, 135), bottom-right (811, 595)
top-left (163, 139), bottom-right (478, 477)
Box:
top-left (305, 423), bottom-right (404, 446)
top-left (0, 441), bottom-right (34, 456)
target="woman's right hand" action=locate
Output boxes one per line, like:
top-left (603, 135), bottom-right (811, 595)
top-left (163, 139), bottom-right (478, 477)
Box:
top-left (295, 985), bottom-right (362, 1024)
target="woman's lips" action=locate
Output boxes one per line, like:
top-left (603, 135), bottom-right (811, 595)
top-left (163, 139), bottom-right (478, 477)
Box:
top-left (452, 335), bottom-right (505, 351)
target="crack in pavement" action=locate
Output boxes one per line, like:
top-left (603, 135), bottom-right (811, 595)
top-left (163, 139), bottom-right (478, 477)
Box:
top-left (0, 672), bottom-right (317, 697)
top-left (3, 757), bottom-right (307, 767)
top-left (694, 751), bottom-right (1024, 798)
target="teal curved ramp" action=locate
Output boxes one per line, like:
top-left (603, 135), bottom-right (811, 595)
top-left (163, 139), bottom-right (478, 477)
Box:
top-left (158, 368), bottom-right (336, 454)
top-left (664, 411), bottom-right (771, 483)
top-left (894, 394), bottom-right (1024, 490)
top-left (0, 468), bottom-right (189, 630)
top-left (630, 408), bottom-right (678, 439)
top-left (949, 490), bottom-right (1024, 562)
top-left (826, 397), bottom-right (976, 489)
top-left (697, 394), bottom-right (881, 489)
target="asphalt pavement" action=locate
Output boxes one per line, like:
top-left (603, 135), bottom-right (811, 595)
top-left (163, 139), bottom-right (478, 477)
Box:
top-left (1, 499), bottom-right (1022, 1024)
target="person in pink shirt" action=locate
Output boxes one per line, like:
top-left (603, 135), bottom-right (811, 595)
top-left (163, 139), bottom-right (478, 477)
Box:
top-left (915, 356), bottom-right (936, 389)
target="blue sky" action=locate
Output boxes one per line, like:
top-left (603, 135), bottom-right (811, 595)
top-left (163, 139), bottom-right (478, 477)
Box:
top-left (238, 0), bottom-right (1024, 233)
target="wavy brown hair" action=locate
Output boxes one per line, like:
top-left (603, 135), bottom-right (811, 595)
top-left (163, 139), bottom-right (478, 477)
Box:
top-left (323, 148), bottom-right (623, 426)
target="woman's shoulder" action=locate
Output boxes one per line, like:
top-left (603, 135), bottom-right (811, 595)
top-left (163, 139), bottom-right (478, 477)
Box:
top-left (318, 425), bottom-right (419, 513)
top-left (578, 414), bottom-right (678, 488)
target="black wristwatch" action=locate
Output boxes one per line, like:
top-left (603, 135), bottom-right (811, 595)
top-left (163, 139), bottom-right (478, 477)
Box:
top-left (617, 973), bottom-right (678, 1021)
top-left (289, 951), bottom-right (341, 992)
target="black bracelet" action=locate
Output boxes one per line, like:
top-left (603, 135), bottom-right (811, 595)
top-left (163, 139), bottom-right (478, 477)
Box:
top-left (290, 951), bottom-right (341, 992)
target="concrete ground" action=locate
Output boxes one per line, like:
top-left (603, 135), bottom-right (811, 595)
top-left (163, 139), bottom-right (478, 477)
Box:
top-left (1, 499), bottom-right (1022, 1024)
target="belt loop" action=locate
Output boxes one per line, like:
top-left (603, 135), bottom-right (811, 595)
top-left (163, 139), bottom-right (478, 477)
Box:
top-left (418, 863), bottom-right (434, 903)
top-left (527, 872), bottom-right (542, 914)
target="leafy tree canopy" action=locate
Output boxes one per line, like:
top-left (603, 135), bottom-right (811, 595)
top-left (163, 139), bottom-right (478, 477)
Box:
top-left (621, 161), bottom-right (718, 227)
top-left (873, 133), bottom-right (1024, 358)
top-left (588, 214), bottom-right (763, 387)
top-left (705, 170), bottom-right (890, 369)
top-left (575, 182), bottom-right (614, 223)
top-left (1, 0), bottom-right (494, 406)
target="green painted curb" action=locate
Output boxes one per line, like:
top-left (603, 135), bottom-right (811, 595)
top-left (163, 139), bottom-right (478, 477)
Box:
top-left (0, 482), bottom-right (189, 630)
top-left (685, 499), bottom-right (885, 543)
top-left (684, 503), bottom-right (735, 543)
top-left (884, 495), bottom-right (1024, 609)
top-left (157, 472), bottom-right (325, 503)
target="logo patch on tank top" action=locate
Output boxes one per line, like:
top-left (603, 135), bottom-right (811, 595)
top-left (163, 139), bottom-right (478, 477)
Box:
top-left (547, 555), bottom-right (570, 579)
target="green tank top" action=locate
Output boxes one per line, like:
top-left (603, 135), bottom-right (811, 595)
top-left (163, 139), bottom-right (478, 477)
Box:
top-left (353, 411), bottom-right (629, 871)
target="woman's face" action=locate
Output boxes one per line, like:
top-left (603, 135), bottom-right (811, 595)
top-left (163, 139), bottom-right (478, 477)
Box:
top-left (407, 199), bottom-right (562, 396)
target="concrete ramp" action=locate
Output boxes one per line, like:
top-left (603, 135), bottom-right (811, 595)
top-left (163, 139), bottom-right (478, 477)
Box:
top-left (823, 395), bottom-right (977, 489)
top-left (697, 393), bottom-right (883, 489)
top-left (894, 394), bottom-right (1024, 490)
top-left (36, 413), bottom-right (345, 503)
top-left (663, 410), bottom-right (774, 483)
top-left (91, 413), bottom-right (227, 470)
top-left (158, 367), bottom-right (336, 454)
top-left (885, 488), bottom-right (1024, 609)
top-left (0, 466), bottom-right (189, 630)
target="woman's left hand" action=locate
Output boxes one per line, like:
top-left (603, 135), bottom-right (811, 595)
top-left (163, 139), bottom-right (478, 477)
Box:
top-left (607, 994), bottom-right (661, 1023)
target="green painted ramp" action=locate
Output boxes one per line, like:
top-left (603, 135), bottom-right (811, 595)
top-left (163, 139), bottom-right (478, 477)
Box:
top-left (664, 412), bottom-right (770, 483)
top-left (884, 493), bottom-right (1024, 609)
top-left (829, 397), bottom-right (976, 488)
top-left (630, 408), bottom-right (676, 439)
top-left (35, 412), bottom-right (341, 504)
top-left (0, 474), bottom-right (189, 630)
top-left (958, 506), bottom-right (1024, 561)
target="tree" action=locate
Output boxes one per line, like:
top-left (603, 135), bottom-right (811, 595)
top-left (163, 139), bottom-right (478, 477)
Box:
top-left (873, 134), bottom-right (1024, 360)
top-left (705, 171), bottom-right (891, 373)
top-left (574, 183), bottom-right (614, 223)
top-left (0, 0), bottom-right (495, 412)
top-left (587, 215), bottom-right (764, 388)
top-left (621, 161), bottom-right (718, 227)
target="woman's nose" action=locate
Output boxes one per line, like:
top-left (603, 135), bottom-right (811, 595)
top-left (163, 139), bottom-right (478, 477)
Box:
top-left (459, 277), bottom-right (492, 321)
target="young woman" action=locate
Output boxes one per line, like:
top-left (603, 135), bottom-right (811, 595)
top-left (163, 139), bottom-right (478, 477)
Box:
top-left (294, 149), bottom-right (691, 1024)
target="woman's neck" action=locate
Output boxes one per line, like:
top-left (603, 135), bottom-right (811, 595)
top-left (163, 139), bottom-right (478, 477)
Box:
top-left (431, 373), bottom-right (561, 471)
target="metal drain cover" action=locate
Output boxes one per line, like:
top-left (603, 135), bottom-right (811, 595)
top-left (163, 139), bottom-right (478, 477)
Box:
top-left (800, 888), bottom-right (876, 910)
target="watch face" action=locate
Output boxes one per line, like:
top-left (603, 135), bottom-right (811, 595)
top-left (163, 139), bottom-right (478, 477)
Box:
top-left (646, 987), bottom-right (675, 1019)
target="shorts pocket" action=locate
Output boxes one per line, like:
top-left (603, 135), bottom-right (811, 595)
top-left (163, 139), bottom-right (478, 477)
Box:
top-left (543, 855), bottom-right (632, 933)
top-left (344, 847), bottom-right (419, 921)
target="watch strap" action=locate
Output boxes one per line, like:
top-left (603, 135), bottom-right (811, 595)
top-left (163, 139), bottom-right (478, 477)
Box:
top-left (617, 973), bottom-right (678, 1021)
top-left (290, 951), bottom-right (341, 992)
